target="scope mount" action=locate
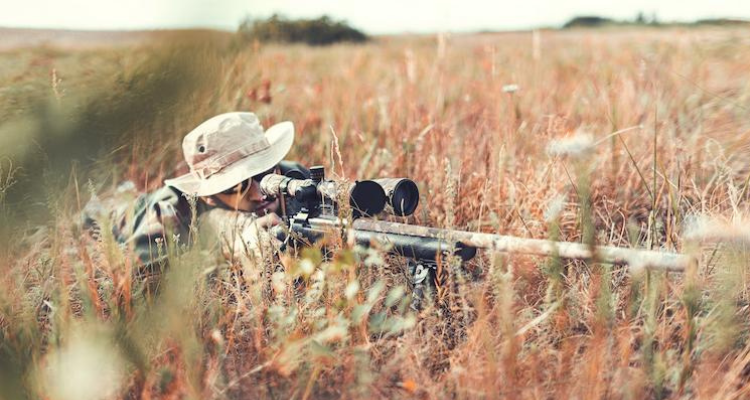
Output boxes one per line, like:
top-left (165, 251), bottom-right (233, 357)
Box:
top-left (287, 165), bottom-right (330, 228)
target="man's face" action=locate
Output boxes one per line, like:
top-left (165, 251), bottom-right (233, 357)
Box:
top-left (209, 180), bottom-right (279, 214)
top-left (203, 167), bottom-right (280, 214)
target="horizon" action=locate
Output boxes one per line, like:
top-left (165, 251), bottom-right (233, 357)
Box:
top-left (1, 14), bottom-right (748, 35)
top-left (2, 0), bottom-right (750, 35)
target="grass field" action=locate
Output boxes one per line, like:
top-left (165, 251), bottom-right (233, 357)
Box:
top-left (2, 26), bottom-right (750, 399)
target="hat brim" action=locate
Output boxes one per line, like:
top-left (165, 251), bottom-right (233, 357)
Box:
top-left (164, 121), bottom-right (294, 196)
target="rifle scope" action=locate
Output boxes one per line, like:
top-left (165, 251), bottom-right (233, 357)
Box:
top-left (372, 178), bottom-right (420, 217)
top-left (260, 166), bottom-right (387, 217)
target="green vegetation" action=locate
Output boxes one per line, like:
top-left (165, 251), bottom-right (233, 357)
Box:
top-left (238, 14), bottom-right (368, 46)
top-left (0, 33), bottom-right (236, 223)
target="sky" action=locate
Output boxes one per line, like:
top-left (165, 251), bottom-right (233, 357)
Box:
top-left (2, 0), bottom-right (750, 34)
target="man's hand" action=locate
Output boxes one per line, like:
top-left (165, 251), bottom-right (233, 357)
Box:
top-left (201, 208), bottom-right (283, 269)
top-left (253, 213), bottom-right (281, 230)
top-left (240, 213), bottom-right (282, 263)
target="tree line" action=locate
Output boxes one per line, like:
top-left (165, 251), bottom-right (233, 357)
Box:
top-left (563, 13), bottom-right (749, 28)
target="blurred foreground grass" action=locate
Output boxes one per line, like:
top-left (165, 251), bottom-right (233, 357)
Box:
top-left (1, 27), bottom-right (750, 399)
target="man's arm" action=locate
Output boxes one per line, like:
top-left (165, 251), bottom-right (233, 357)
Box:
top-left (200, 208), bottom-right (281, 274)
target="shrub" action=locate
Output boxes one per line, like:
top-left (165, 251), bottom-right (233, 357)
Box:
top-left (562, 16), bottom-right (616, 29)
top-left (238, 14), bottom-right (368, 46)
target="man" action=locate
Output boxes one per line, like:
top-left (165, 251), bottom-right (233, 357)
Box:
top-left (82, 111), bottom-right (304, 273)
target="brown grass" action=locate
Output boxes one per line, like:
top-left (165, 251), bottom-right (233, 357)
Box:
top-left (2, 26), bottom-right (750, 399)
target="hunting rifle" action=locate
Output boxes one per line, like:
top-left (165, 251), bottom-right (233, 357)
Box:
top-left (260, 165), bottom-right (694, 305)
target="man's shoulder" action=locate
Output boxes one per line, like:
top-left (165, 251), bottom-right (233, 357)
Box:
top-left (79, 182), bottom-right (194, 265)
top-left (146, 185), bottom-right (187, 209)
top-left (89, 183), bottom-right (193, 237)
top-left (124, 184), bottom-right (196, 265)
top-left (143, 185), bottom-right (209, 226)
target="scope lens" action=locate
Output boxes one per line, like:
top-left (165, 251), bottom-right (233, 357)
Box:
top-left (391, 179), bottom-right (419, 216)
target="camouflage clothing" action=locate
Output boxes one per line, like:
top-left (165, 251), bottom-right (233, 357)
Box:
top-left (80, 161), bottom-right (309, 267)
top-left (81, 182), bottom-right (208, 267)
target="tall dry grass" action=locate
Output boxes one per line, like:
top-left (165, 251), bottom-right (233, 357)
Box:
top-left (1, 26), bottom-right (750, 399)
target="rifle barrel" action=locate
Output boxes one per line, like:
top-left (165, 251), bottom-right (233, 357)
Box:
top-left (352, 220), bottom-right (694, 272)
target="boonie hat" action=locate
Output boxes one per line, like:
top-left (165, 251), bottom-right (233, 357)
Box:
top-left (165, 112), bottom-right (294, 196)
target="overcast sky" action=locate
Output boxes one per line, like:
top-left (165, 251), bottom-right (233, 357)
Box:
top-left (3, 0), bottom-right (750, 33)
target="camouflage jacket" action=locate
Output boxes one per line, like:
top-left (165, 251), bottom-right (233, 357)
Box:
top-left (80, 161), bottom-right (309, 267)
top-left (81, 182), bottom-right (206, 266)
